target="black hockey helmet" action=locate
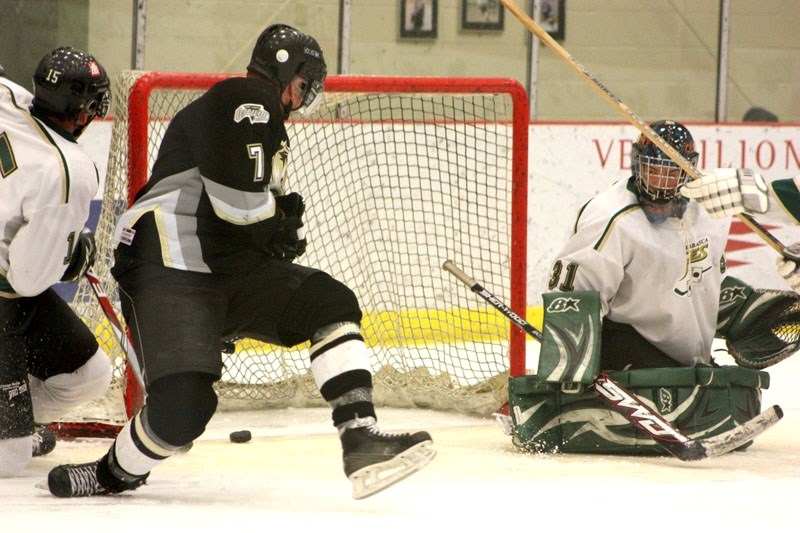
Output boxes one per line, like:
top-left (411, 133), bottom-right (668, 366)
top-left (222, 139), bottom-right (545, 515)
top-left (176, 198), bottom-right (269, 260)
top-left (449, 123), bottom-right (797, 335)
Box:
top-left (32, 47), bottom-right (110, 123)
top-left (247, 24), bottom-right (327, 116)
top-left (631, 120), bottom-right (698, 203)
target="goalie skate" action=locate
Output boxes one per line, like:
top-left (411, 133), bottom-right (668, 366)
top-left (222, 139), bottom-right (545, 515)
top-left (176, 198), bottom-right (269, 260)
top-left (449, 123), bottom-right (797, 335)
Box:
top-left (341, 422), bottom-right (436, 499)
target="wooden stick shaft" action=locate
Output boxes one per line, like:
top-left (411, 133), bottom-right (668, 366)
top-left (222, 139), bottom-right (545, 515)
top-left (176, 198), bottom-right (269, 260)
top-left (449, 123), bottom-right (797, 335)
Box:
top-left (500, 0), bottom-right (784, 252)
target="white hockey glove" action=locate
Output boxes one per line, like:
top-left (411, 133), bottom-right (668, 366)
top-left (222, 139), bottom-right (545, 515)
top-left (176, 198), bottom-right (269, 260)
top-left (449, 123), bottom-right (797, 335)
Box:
top-left (681, 168), bottom-right (769, 219)
top-left (777, 243), bottom-right (800, 292)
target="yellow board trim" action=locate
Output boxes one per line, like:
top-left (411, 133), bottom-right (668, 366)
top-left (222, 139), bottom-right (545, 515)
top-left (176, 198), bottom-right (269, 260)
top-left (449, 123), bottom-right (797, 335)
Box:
top-left (93, 307), bottom-right (545, 353)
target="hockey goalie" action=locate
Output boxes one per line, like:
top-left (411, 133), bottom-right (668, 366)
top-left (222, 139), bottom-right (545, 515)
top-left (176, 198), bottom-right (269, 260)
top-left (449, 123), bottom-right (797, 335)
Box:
top-left (508, 121), bottom-right (799, 455)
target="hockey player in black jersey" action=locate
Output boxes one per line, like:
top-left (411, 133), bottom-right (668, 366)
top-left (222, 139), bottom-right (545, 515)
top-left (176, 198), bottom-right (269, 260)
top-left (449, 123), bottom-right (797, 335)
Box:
top-left (47, 24), bottom-right (435, 500)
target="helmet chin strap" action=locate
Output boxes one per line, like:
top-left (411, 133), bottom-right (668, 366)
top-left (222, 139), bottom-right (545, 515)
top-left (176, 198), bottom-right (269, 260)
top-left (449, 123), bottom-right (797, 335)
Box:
top-left (279, 82), bottom-right (295, 119)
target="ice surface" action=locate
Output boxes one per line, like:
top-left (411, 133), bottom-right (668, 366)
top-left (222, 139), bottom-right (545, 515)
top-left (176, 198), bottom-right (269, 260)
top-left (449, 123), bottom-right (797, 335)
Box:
top-left (3, 353), bottom-right (799, 531)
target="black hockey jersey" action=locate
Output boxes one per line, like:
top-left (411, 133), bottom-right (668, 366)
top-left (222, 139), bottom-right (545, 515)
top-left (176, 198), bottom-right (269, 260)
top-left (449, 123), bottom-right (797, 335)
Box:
top-left (113, 77), bottom-right (290, 274)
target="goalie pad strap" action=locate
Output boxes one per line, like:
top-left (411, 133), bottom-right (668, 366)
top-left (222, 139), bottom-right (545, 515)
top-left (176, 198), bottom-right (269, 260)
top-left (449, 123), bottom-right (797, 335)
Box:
top-left (537, 291), bottom-right (601, 384)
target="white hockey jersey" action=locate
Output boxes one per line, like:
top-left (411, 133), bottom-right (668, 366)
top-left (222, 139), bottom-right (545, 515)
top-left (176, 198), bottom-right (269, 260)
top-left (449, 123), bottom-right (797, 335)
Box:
top-left (549, 178), bottom-right (732, 366)
top-left (0, 77), bottom-right (99, 297)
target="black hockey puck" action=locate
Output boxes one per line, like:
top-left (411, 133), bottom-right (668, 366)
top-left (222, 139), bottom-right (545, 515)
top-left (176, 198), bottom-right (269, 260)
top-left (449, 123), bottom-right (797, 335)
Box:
top-left (229, 430), bottom-right (252, 443)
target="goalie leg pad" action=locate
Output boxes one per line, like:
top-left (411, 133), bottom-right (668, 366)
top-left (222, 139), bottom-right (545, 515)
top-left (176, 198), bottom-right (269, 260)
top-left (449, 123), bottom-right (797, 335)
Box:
top-left (537, 291), bottom-right (602, 384)
top-left (508, 365), bottom-right (768, 456)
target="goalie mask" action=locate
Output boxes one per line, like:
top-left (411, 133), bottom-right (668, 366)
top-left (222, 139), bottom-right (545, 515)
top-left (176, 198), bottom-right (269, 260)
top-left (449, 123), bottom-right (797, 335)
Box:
top-left (247, 24), bottom-right (327, 118)
top-left (631, 120), bottom-right (698, 224)
top-left (32, 46), bottom-right (110, 136)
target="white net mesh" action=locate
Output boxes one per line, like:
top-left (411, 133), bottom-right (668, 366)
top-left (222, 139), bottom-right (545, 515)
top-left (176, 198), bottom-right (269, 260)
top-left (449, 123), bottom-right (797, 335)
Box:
top-left (65, 71), bottom-right (527, 428)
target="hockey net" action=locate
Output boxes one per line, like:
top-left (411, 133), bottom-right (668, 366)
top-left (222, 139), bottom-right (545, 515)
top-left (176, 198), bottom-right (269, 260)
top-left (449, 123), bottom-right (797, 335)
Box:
top-left (58, 71), bottom-right (529, 435)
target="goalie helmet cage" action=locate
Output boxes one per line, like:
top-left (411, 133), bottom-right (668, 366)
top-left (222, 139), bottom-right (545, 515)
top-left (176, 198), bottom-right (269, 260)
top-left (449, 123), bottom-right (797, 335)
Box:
top-left (57, 71), bottom-right (529, 437)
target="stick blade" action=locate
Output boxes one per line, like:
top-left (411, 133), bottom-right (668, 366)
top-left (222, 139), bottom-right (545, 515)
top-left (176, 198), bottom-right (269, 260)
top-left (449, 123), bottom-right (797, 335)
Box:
top-left (663, 405), bottom-right (783, 461)
top-left (694, 404), bottom-right (783, 459)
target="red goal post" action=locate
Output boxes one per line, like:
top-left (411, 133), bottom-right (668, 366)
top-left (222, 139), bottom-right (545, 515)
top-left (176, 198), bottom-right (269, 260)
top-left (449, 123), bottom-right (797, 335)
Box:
top-left (61, 72), bottom-right (529, 435)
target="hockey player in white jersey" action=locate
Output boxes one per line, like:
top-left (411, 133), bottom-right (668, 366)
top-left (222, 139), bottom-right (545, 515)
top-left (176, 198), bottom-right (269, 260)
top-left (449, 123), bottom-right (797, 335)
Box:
top-left (47, 24), bottom-right (434, 500)
top-left (0, 47), bottom-right (112, 476)
top-left (514, 121), bottom-right (800, 454)
top-left (545, 120), bottom-right (733, 369)
top-left (543, 119), bottom-right (800, 372)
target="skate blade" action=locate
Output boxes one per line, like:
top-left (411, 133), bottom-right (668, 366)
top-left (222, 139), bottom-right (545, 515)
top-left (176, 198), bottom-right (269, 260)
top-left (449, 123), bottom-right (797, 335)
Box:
top-left (349, 440), bottom-right (436, 500)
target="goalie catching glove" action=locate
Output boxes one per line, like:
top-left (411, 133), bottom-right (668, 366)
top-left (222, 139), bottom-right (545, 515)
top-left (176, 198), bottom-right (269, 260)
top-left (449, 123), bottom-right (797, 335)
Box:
top-left (681, 168), bottom-right (769, 219)
top-left (717, 276), bottom-right (800, 368)
top-left (267, 192), bottom-right (307, 261)
top-left (61, 228), bottom-right (96, 283)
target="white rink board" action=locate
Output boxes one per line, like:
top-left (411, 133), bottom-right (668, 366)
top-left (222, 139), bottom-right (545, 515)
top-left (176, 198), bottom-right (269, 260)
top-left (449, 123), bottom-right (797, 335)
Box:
top-left (81, 121), bottom-right (800, 304)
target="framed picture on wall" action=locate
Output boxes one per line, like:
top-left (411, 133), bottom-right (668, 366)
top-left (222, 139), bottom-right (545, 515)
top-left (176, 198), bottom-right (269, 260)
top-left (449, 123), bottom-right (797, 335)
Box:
top-left (401, 0), bottom-right (438, 39)
top-left (461, 0), bottom-right (504, 31)
top-left (539, 0), bottom-right (565, 41)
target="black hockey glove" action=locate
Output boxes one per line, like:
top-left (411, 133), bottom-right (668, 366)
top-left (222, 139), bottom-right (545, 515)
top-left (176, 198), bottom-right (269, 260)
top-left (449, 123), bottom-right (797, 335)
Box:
top-left (268, 192), bottom-right (307, 261)
top-left (61, 228), bottom-right (97, 282)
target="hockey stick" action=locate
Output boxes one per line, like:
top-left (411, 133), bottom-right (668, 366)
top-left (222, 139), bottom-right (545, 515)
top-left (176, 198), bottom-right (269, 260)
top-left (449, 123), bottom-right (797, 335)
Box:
top-left (442, 259), bottom-right (783, 460)
top-left (85, 267), bottom-right (138, 363)
top-left (737, 212), bottom-right (786, 254)
top-left (85, 267), bottom-right (145, 416)
top-left (50, 268), bottom-right (144, 438)
top-left (498, 0), bottom-right (784, 253)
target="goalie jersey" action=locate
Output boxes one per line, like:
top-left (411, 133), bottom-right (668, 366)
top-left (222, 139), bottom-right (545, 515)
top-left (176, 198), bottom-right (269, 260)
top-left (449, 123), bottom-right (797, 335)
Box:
top-left (548, 177), bottom-right (732, 366)
top-left (0, 77), bottom-right (99, 296)
top-left (113, 77), bottom-right (289, 274)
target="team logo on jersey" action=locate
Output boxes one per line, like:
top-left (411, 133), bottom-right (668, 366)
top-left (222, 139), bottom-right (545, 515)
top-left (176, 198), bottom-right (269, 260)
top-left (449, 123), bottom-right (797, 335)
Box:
top-left (674, 237), bottom-right (713, 296)
top-left (234, 103), bottom-right (270, 124)
top-left (686, 237), bottom-right (710, 263)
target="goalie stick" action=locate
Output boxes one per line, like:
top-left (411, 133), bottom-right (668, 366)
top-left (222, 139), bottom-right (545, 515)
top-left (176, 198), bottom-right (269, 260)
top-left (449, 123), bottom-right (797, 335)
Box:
top-left (497, 0), bottom-right (784, 255)
top-left (442, 259), bottom-right (783, 461)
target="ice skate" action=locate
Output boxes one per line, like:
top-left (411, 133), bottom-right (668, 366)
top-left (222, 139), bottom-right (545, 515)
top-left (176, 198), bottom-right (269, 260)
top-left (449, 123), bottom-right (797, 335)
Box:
top-left (341, 417), bottom-right (435, 499)
top-left (32, 425), bottom-right (56, 457)
top-left (47, 454), bottom-right (148, 498)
